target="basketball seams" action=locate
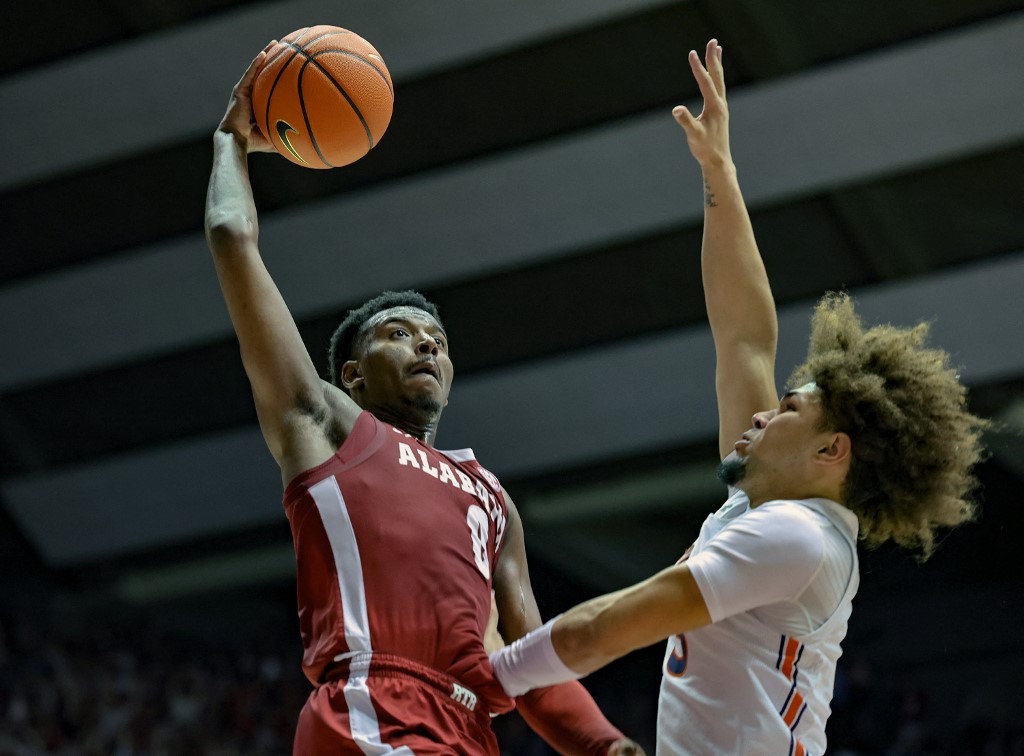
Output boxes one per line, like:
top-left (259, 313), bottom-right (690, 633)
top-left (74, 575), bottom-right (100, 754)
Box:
top-left (296, 30), bottom-right (355, 51)
top-left (255, 49), bottom-right (306, 157)
top-left (296, 58), bottom-right (334, 169)
top-left (364, 56), bottom-right (394, 94)
top-left (314, 49), bottom-right (394, 97)
top-left (263, 27), bottom-right (310, 69)
top-left (254, 27), bottom-right (354, 137)
top-left (306, 51), bottom-right (379, 148)
top-left (280, 43), bottom-right (391, 94)
top-left (291, 29), bottom-right (390, 95)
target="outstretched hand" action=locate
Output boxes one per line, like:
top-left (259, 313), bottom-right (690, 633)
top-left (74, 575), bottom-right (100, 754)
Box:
top-left (217, 40), bottom-right (278, 154)
top-left (672, 39), bottom-right (730, 168)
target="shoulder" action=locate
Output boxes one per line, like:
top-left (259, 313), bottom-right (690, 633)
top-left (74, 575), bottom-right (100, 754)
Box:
top-left (687, 499), bottom-right (831, 619)
top-left (755, 498), bottom-right (852, 542)
top-left (723, 500), bottom-right (826, 566)
top-left (754, 499), bottom-right (825, 526)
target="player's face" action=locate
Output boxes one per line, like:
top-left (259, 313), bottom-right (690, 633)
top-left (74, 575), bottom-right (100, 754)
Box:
top-left (351, 307), bottom-right (454, 418)
top-left (729, 383), bottom-right (834, 501)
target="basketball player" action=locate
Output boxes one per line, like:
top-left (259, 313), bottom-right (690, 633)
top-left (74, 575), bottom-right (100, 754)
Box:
top-left (204, 43), bottom-right (642, 755)
top-left (489, 39), bottom-right (988, 755)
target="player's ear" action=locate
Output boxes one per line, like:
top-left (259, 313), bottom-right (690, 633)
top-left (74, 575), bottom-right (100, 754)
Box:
top-left (817, 432), bottom-right (851, 465)
top-left (341, 359), bottom-right (364, 391)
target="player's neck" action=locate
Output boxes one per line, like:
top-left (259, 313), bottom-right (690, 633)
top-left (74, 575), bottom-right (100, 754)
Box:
top-left (371, 406), bottom-right (439, 445)
top-left (747, 482), bottom-right (844, 509)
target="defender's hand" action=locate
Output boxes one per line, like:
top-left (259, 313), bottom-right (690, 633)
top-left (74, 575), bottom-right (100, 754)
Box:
top-left (672, 39), bottom-right (730, 168)
top-left (217, 40), bottom-right (277, 154)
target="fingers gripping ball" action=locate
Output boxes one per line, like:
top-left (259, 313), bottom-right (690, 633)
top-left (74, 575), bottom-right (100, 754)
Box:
top-left (252, 26), bottom-right (394, 168)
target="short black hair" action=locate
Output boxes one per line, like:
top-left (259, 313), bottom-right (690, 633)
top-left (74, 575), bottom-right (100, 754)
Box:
top-left (327, 290), bottom-right (443, 389)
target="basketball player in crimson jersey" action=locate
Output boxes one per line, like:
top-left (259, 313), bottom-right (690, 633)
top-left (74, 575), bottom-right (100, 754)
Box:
top-left (490, 40), bottom-right (987, 755)
top-left (205, 42), bottom-right (643, 755)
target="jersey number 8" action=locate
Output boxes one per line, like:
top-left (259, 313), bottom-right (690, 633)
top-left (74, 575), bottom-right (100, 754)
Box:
top-left (466, 505), bottom-right (490, 578)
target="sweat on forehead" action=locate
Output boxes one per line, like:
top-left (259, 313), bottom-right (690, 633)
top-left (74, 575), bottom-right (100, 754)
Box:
top-left (358, 306), bottom-right (446, 338)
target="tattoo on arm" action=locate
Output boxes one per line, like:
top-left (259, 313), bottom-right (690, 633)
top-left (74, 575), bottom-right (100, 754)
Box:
top-left (703, 177), bottom-right (718, 208)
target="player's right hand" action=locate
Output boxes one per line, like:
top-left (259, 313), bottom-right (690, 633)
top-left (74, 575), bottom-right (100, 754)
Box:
top-left (217, 40), bottom-right (277, 154)
top-left (672, 39), bottom-right (731, 169)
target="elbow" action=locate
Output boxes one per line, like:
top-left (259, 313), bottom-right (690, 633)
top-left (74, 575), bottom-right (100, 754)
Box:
top-left (765, 310), bottom-right (780, 344)
top-left (723, 326), bottom-right (778, 360)
top-left (742, 308), bottom-right (779, 349)
top-left (205, 211), bottom-right (258, 252)
top-left (760, 321), bottom-right (780, 355)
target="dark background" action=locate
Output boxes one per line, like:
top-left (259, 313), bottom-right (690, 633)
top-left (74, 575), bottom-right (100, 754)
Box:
top-left (2, 2), bottom-right (1022, 753)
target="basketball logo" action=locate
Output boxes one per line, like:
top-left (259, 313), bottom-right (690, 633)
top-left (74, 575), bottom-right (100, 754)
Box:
top-left (274, 121), bottom-right (306, 164)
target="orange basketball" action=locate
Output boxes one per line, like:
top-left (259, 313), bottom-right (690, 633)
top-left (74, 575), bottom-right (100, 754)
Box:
top-left (252, 26), bottom-right (394, 169)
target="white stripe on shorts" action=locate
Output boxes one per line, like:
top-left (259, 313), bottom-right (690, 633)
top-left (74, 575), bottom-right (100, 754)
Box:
top-left (344, 654), bottom-right (414, 755)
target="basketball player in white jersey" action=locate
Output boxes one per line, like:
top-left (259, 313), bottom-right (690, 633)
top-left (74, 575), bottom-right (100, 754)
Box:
top-left (489, 39), bottom-right (988, 755)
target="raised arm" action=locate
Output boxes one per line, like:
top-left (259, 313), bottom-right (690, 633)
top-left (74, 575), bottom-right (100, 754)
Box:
top-left (204, 44), bottom-right (359, 482)
top-left (493, 492), bottom-right (643, 755)
top-left (673, 40), bottom-right (778, 459)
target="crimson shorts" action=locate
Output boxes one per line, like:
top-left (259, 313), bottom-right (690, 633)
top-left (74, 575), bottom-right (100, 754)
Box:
top-left (293, 652), bottom-right (499, 755)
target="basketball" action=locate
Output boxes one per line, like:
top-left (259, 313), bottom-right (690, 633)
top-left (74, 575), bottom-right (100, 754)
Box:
top-left (252, 26), bottom-right (394, 169)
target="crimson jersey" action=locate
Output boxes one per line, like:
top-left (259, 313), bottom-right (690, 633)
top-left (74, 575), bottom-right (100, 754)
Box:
top-left (282, 411), bottom-right (512, 715)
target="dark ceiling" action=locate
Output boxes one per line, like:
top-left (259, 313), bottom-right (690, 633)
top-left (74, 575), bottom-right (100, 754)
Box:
top-left (1, 1), bottom-right (1022, 646)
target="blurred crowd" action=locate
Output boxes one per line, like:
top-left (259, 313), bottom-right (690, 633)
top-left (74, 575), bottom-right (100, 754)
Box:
top-left (825, 658), bottom-right (1023, 756)
top-left (0, 613), bottom-right (304, 755)
top-left (0, 612), bottom-right (1020, 755)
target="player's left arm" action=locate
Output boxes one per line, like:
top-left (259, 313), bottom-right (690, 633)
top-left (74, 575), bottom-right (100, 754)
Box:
top-left (554, 563), bottom-right (712, 675)
top-left (493, 490), bottom-right (644, 756)
top-left (492, 561), bottom-right (712, 698)
top-left (492, 504), bottom-right (825, 696)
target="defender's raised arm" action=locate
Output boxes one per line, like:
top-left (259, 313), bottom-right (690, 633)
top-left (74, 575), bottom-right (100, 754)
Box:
top-left (674, 40), bottom-right (778, 459)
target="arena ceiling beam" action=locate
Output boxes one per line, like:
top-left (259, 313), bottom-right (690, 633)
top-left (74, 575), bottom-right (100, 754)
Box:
top-left (0, 0), bottom-right (676, 189)
top-left (5, 253), bottom-right (1021, 567)
top-left (0, 15), bottom-right (1021, 391)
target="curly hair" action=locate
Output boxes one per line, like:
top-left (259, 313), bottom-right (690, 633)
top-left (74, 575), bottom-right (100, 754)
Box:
top-left (327, 290), bottom-right (443, 390)
top-left (787, 293), bottom-right (988, 559)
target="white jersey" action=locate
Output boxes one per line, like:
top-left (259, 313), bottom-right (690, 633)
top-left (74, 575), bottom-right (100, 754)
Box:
top-left (657, 487), bottom-right (859, 756)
